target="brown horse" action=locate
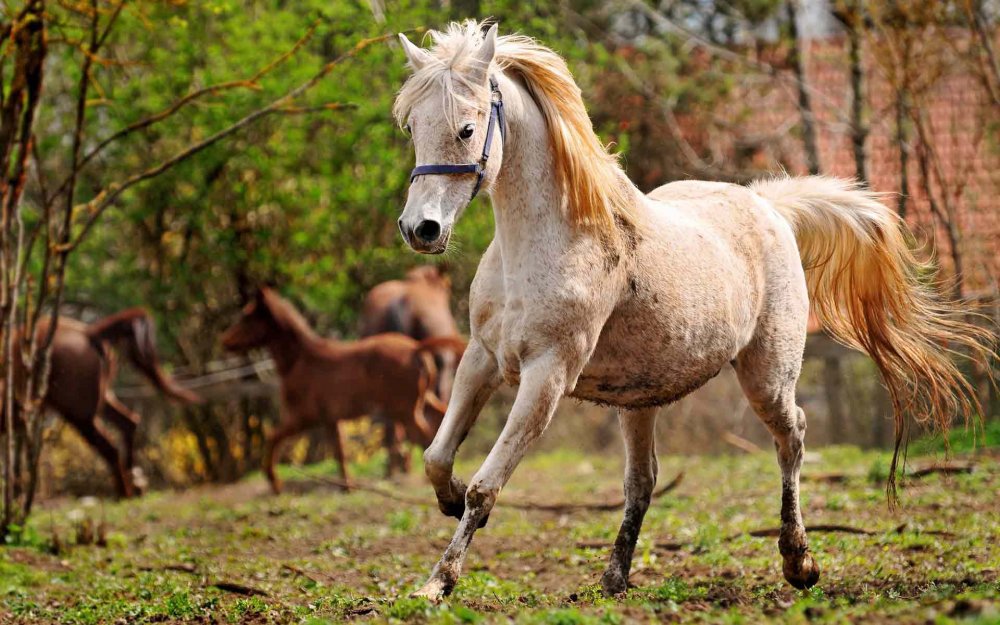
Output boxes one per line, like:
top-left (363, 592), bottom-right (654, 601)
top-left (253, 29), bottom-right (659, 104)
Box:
top-left (221, 287), bottom-right (462, 493)
top-left (360, 266), bottom-right (464, 458)
top-left (360, 265), bottom-right (461, 390)
top-left (360, 265), bottom-right (459, 341)
top-left (7, 309), bottom-right (200, 498)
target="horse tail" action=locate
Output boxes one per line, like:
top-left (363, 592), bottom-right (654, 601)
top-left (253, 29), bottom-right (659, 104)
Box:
top-left (417, 335), bottom-right (467, 406)
top-left (86, 309), bottom-right (202, 404)
top-left (750, 175), bottom-right (995, 504)
top-left (416, 336), bottom-right (466, 414)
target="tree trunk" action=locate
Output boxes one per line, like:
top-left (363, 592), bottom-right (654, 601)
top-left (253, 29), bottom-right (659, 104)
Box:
top-left (846, 1), bottom-right (869, 184)
top-left (786, 0), bottom-right (821, 175)
top-left (0, 0), bottom-right (47, 534)
top-left (895, 87), bottom-right (910, 218)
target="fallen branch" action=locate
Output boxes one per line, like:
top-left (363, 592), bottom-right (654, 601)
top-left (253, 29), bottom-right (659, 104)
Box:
top-left (210, 581), bottom-right (268, 596)
top-left (346, 605), bottom-right (379, 617)
top-left (909, 463), bottom-right (975, 479)
top-left (281, 563), bottom-right (332, 584)
top-left (578, 538), bottom-right (685, 551)
top-left (138, 563), bottom-right (198, 574)
top-left (740, 524), bottom-right (878, 538)
top-left (735, 522), bottom-right (956, 540)
top-left (722, 432), bottom-right (761, 454)
top-left (500, 472), bottom-right (684, 513)
top-left (801, 473), bottom-right (852, 484)
top-left (288, 470), bottom-right (683, 513)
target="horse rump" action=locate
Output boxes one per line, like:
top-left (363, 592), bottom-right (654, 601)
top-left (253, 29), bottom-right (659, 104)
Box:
top-left (86, 309), bottom-right (202, 404)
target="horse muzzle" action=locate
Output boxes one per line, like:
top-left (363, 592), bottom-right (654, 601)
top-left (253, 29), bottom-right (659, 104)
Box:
top-left (399, 216), bottom-right (451, 254)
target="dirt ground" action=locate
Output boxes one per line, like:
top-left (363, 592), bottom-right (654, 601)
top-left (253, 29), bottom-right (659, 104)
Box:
top-left (1, 440), bottom-right (997, 624)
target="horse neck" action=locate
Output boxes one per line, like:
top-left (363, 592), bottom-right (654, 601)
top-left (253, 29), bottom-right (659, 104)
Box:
top-left (264, 317), bottom-right (323, 375)
top-left (488, 74), bottom-right (574, 265)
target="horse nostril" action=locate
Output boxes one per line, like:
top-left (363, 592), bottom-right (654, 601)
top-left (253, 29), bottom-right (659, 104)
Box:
top-left (414, 220), bottom-right (441, 243)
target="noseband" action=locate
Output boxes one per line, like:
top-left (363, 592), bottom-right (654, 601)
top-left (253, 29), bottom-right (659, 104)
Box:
top-left (409, 77), bottom-right (506, 203)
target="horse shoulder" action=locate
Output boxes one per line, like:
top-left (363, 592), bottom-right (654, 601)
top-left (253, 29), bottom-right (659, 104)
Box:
top-left (468, 242), bottom-right (505, 344)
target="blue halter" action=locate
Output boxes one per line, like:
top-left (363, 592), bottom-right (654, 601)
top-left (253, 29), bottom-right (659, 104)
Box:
top-left (409, 77), bottom-right (506, 203)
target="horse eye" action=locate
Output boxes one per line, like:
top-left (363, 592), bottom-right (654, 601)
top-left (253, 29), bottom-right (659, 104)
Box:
top-left (458, 123), bottom-right (475, 140)
top-left (402, 124), bottom-right (412, 137)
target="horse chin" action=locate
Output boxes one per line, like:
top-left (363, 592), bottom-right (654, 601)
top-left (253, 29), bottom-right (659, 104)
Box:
top-left (410, 232), bottom-right (451, 255)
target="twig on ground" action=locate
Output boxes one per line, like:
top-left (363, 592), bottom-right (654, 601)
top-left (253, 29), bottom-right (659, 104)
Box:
top-left (577, 538), bottom-right (685, 551)
top-left (139, 563), bottom-right (198, 574)
top-left (722, 432), bottom-right (762, 454)
top-left (500, 472), bottom-right (684, 513)
top-left (288, 470), bottom-right (684, 513)
top-left (734, 522), bottom-right (957, 540)
top-left (740, 524), bottom-right (878, 538)
top-left (909, 463), bottom-right (975, 479)
top-left (801, 472), bottom-right (852, 483)
top-left (210, 581), bottom-right (268, 596)
top-left (281, 563), bottom-right (331, 584)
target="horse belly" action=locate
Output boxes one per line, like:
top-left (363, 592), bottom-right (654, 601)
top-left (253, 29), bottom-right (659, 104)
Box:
top-left (572, 343), bottom-right (731, 409)
top-left (570, 290), bottom-right (747, 409)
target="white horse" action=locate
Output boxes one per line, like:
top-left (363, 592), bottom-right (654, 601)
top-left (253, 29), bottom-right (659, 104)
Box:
top-left (393, 21), bottom-right (991, 600)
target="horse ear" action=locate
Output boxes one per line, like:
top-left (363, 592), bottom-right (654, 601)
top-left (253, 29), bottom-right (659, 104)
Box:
top-left (471, 23), bottom-right (498, 81)
top-left (398, 33), bottom-right (432, 71)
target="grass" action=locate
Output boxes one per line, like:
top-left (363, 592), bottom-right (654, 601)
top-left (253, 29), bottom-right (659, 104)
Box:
top-left (1, 439), bottom-right (997, 624)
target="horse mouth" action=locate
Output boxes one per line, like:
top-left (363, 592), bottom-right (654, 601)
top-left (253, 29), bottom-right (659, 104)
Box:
top-left (408, 232), bottom-right (451, 255)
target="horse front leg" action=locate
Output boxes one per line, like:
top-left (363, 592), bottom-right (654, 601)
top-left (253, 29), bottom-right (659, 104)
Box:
top-left (413, 352), bottom-right (567, 602)
top-left (601, 406), bottom-right (659, 595)
top-left (422, 339), bottom-right (501, 520)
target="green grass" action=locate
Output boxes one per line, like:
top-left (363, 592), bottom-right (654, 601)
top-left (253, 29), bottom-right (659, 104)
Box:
top-left (1, 442), bottom-right (997, 624)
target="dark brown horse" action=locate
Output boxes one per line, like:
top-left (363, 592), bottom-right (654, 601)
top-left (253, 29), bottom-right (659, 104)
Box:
top-left (8, 309), bottom-right (200, 497)
top-left (360, 265), bottom-right (459, 341)
top-left (362, 266), bottom-right (460, 395)
top-left (221, 287), bottom-right (462, 493)
top-left (360, 266), bottom-right (465, 468)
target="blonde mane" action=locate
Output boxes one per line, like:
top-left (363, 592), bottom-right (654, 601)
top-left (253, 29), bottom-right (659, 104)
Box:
top-left (394, 21), bottom-right (638, 230)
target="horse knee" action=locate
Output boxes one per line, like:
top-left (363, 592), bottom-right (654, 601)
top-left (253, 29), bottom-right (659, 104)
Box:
top-left (423, 446), bottom-right (451, 483)
top-left (465, 480), bottom-right (498, 514)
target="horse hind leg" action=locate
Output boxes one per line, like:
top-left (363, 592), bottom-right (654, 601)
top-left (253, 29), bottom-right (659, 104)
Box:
top-left (735, 347), bottom-right (820, 590)
top-left (68, 416), bottom-right (133, 498)
top-left (263, 419), bottom-right (306, 495)
top-left (102, 393), bottom-right (140, 478)
top-left (326, 420), bottom-right (350, 488)
top-left (601, 406), bottom-right (658, 596)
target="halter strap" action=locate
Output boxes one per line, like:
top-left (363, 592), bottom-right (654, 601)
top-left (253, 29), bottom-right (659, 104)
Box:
top-left (409, 77), bottom-right (506, 203)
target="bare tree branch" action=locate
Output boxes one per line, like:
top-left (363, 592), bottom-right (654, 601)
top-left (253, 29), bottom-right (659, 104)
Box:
top-left (66, 30), bottom-right (397, 250)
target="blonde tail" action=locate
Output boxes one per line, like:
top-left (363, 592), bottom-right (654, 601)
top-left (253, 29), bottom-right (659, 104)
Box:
top-left (750, 175), bottom-right (995, 503)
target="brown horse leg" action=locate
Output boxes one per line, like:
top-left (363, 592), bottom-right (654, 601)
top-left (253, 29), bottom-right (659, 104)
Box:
top-left (601, 407), bottom-right (659, 596)
top-left (101, 394), bottom-right (140, 477)
top-left (263, 421), bottom-right (305, 495)
top-left (327, 421), bottom-right (350, 488)
top-left (396, 422), bottom-right (412, 473)
top-left (69, 417), bottom-right (133, 498)
top-left (381, 415), bottom-right (407, 477)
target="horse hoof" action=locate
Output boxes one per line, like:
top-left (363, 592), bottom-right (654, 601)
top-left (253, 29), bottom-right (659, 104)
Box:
top-left (600, 569), bottom-right (628, 597)
top-left (410, 576), bottom-right (453, 603)
top-left (783, 552), bottom-right (821, 590)
top-left (438, 498), bottom-right (466, 520)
